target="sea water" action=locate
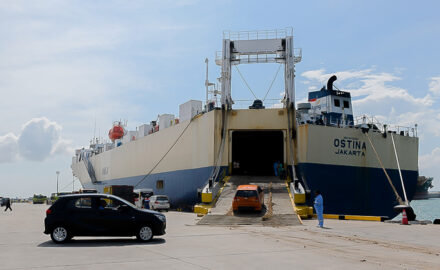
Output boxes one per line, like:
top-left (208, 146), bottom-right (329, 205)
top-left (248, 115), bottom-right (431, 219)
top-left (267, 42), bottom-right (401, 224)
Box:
top-left (393, 198), bottom-right (440, 221)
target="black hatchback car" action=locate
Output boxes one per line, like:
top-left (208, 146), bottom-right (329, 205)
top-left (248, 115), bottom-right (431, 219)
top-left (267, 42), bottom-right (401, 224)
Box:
top-left (44, 193), bottom-right (166, 244)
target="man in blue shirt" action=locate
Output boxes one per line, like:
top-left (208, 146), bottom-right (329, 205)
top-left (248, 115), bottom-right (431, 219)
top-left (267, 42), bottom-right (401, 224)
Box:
top-left (273, 161), bottom-right (279, 176)
top-left (98, 199), bottom-right (107, 210)
top-left (314, 191), bottom-right (324, 228)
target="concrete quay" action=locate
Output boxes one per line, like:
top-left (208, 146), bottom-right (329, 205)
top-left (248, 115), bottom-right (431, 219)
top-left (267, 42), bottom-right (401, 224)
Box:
top-left (0, 203), bottom-right (439, 270)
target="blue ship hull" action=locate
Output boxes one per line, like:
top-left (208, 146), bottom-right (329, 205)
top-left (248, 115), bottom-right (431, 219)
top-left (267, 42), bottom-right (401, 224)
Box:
top-left (297, 163), bottom-right (418, 219)
top-left (84, 163), bottom-right (417, 218)
top-left (84, 166), bottom-right (228, 209)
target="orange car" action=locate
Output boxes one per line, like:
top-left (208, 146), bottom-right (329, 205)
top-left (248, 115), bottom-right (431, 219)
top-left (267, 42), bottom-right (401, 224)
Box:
top-left (232, 185), bottom-right (264, 213)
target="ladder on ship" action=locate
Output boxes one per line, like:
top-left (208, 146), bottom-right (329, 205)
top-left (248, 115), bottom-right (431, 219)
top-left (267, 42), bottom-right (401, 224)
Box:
top-left (80, 151), bottom-right (98, 183)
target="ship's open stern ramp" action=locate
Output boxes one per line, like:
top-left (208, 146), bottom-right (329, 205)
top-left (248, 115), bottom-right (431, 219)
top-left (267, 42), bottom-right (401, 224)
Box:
top-left (197, 176), bottom-right (302, 226)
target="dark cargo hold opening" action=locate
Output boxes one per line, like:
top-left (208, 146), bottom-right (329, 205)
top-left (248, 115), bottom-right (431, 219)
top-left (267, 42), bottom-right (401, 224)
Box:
top-left (231, 130), bottom-right (284, 175)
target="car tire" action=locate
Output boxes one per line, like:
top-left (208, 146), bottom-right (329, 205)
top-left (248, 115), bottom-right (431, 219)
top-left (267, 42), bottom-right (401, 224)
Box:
top-left (136, 225), bottom-right (153, 242)
top-left (50, 226), bottom-right (70, 244)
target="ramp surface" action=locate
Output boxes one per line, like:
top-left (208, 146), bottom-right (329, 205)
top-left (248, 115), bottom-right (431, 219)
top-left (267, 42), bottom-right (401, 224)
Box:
top-left (198, 176), bottom-right (301, 226)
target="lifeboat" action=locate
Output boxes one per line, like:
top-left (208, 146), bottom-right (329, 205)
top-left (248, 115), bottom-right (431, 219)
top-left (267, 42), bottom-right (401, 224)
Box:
top-left (108, 123), bottom-right (125, 142)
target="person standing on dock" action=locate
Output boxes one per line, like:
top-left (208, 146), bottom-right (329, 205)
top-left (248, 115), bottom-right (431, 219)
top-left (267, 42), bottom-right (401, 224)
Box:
top-left (314, 191), bottom-right (323, 228)
top-left (273, 161), bottom-right (279, 177)
top-left (4, 198), bottom-right (12, 211)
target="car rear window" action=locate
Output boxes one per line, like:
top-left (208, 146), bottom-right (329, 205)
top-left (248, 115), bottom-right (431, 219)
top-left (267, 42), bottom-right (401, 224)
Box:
top-left (156, 196), bottom-right (169, 201)
top-left (235, 190), bottom-right (258, 198)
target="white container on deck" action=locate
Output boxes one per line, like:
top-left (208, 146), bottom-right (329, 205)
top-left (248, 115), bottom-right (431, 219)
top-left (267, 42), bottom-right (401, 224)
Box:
top-left (159, 114), bottom-right (175, 130)
top-left (137, 124), bottom-right (151, 138)
top-left (179, 100), bottom-right (202, 122)
top-left (122, 131), bottom-right (138, 144)
top-left (104, 143), bottom-right (113, 151)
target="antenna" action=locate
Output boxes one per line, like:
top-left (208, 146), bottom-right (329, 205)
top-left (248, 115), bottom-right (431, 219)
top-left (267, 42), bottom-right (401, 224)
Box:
top-left (204, 58), bottom-right (216, 110)
top-left (93, 118), bottom-right (96, 141)
top-left (205, 58), bottom-right (209, 108)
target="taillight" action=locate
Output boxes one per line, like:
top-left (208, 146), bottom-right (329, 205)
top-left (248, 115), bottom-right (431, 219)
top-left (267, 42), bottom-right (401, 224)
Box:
top-left (155, 201), bottom-right (159, 204)
top-left (46, 209), bottom-right (52, 215)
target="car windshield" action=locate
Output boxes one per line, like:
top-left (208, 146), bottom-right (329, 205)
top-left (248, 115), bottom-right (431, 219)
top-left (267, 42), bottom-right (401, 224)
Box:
top-left (235, 190), bottom-right (258, 197)
top-left (156, 196), bottom-right (168, 201)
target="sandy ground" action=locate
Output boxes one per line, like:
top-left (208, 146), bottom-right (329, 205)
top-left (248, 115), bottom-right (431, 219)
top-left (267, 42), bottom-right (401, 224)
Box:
top-left (0, 203), bottom-right (439, 270)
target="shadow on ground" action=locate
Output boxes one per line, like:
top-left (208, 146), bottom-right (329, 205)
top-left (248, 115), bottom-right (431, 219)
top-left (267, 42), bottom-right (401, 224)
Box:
top-left (38, 237), bottom-right (165, 247)
top-left (233, 206), bottom-right (267, 217)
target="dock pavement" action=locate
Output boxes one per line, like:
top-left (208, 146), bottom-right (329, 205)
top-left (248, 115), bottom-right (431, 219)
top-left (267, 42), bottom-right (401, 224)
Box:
top-left (0, 203), bottom-right (439, 269)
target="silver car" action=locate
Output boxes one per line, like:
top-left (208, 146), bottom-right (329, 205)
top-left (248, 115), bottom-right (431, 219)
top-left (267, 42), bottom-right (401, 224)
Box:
top-left (149, 195), bottom-right (170, 211)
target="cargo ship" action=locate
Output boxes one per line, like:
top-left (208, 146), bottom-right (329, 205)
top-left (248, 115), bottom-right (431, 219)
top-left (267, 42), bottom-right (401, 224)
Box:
top-left (71, 29), bottom-right (419, 218)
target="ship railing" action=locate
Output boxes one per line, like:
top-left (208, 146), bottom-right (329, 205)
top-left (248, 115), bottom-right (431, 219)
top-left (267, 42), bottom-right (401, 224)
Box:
top-left (302, 113), bottom-right (418, 138)
top-left (302, 112), bottom-right (354, 128)
top-left (231, 99), bottom-right (284, 109)
top-left (354, 115), bottom-right (418, 137)
top-left (223, 28), bottom-right (293, 41)
top-left (215, 48), bottom-right (302, 66)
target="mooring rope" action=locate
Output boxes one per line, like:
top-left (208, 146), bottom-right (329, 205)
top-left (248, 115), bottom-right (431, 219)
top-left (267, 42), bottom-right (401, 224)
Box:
top-left (365, 132), bottom-right (404, 205)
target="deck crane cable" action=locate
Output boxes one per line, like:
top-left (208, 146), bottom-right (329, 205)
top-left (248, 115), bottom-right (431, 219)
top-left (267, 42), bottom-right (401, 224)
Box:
top-left (364, 132), bottom-right (405, 205)
top-left (234, 65), bottom-right (258, 100)
top-left (262, 64), bottom-right (282, 101)
top-left (60, 178), bottom-right (76, 191)
top-left (134, 118), bottom-right (194, 188)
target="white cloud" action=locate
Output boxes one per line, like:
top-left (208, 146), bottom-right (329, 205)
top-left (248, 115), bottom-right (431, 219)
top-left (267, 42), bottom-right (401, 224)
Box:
top-left (0, 117), bottom-right (71, 163)
top-left (301, 69), bottom-right (433, 108)
top-left (0, 133), bottom-right (19, 163)
top-left (429, 76), bottom-right (440, 96)
top-left (392, 109), bottom-right (440, 137)
top-left (18, 118), bottom-right (62, 161)
top-left (420, 147), bottom-right (440, 170)
top-left (301, 68), bottom-right (372, 84)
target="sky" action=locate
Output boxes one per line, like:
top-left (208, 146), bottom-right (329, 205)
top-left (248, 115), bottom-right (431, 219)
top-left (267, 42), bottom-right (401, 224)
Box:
top-left (1, 0), bottom-right (439, 197)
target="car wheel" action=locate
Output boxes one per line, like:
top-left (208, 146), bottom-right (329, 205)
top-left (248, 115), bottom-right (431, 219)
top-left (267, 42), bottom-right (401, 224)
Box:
top-left (136, 225), bottom-right (153, 242)
top-left (50, 226), bottom-right (70, 244)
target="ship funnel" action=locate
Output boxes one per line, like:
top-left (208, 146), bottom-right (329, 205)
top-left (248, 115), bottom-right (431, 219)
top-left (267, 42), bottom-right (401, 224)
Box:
top-left (327, 75), bottom-right (337, 91)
